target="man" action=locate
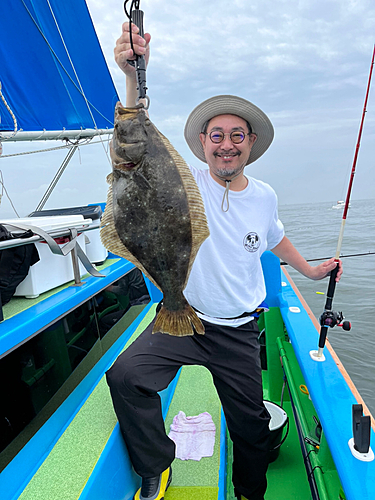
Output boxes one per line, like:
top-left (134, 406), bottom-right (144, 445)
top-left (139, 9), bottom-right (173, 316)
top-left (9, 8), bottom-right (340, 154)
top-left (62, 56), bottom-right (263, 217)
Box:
top-left (106, 23), bottom-right (342, 500)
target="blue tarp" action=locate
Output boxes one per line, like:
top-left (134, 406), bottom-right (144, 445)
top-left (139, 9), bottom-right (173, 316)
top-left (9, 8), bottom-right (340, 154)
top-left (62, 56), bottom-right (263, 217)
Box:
top-left (0, 0), bottom-right (119, 132)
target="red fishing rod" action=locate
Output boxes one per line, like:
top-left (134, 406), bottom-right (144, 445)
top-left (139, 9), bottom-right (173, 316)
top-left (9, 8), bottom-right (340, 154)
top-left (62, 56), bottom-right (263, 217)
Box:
top-left (310, 45), bottom-right (375, 362)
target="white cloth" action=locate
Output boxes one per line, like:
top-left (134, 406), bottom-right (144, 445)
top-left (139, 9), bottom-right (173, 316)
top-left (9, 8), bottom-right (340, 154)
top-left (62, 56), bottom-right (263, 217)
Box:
top-left (168, 411), bottom-right (216, 461)
top-left (183, 166), bottom-right (285, 327)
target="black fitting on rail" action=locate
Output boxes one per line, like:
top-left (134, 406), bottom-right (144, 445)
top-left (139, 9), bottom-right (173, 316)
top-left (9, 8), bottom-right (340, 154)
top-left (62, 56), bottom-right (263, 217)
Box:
top-left (352, 404), bottom-right (371, 454)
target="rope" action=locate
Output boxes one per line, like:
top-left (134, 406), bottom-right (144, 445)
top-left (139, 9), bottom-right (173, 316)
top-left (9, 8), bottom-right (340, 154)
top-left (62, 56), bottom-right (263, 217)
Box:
top-left (0, 81), bottom-right (18, 139)
top-left (35, 146), bottom-right (78, 212)
top-left (0, 170), bottom-right (20, 217)
top-left (46, 0), bottom-right (98, 130)
top-left (221, 180), bottom-right (231, 212)
top-left (1, 3), bottom-right (115, 213)
top-left (213, 165), bottom-right (246, 212)
top-left (45, 0), bottom-right (112, 168)
top-left (19, 0), bottom-right (113, 127)
top-left (0, 136), bottom-right (112, 158)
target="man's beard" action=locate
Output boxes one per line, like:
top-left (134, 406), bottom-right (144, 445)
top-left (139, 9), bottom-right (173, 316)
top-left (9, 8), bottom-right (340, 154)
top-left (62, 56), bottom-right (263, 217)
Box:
top-left (217, 167), bottom-right (238, 177)
top-left (215, 162), bottom-right (245, 179)
top-left (213, 152), bottom-right (245, 179)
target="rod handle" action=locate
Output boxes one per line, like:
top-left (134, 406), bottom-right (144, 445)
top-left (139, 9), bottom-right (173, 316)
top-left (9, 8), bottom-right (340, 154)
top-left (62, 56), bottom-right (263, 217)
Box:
top-left (131, 8), bottom-right (144, 37)
top-left (318, 326), bottom-right (328, 349)
top-left (324, 262), bottom-right (339, 311)
top-left (131, 8), bottom-right (147, 102)
top-left (318, 262), bottom-right (339, 349)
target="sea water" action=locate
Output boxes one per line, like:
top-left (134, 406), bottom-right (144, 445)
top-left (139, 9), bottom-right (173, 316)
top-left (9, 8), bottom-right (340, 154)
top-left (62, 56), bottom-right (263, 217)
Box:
top-left (279, 198), bottom-right (375, 416)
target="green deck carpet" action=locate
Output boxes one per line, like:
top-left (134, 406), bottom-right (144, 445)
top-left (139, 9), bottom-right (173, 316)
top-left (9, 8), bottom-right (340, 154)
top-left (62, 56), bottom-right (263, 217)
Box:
top-left (165, 486), bottom-right (218, 499)
top-left (3, 259), bottom-right (119, 320)
top-left (164, 365), bottom-right (221, 488)
top-left (18, 305), bottom-right (156, 500)
top-left (265, 401), bottom-right (313, 499)
top-left (17, 304), bottom-right (222, 499)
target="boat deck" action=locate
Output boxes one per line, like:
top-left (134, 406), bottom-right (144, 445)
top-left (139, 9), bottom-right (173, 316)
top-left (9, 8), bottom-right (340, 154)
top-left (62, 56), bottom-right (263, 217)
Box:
top-left (14, 306), bottom-right (158, 500)
top-left (3, 300), bottom-right (318, 500)
top-left (164, 365), bottom-right (221, 500)
top-left (2, 253), bottom-right (375, 499)
top-left (265, 401), bottom-right (312, 500)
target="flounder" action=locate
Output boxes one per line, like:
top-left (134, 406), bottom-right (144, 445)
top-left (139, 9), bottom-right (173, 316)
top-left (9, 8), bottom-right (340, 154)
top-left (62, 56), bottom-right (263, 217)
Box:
top-left (101, 102), bottom-right (209, 336)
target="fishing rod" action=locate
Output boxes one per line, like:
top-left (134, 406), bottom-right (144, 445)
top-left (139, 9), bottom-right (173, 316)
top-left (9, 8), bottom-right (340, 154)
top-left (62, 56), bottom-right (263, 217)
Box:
top-left (280, 251), bottom-right (375, 265)
top-left (124, 0), bottom-right (149, 109)
top-left (310, 45), bottom-right (375, 362)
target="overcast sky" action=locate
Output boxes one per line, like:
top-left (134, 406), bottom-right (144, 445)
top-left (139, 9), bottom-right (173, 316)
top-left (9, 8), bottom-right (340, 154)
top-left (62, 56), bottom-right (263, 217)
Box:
top-left (0, 0), bottom-right (374, 219)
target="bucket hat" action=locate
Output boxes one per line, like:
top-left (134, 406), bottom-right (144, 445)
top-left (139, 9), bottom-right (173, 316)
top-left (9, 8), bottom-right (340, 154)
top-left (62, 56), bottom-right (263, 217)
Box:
top-left (184, 95), bottom-right (274, 165)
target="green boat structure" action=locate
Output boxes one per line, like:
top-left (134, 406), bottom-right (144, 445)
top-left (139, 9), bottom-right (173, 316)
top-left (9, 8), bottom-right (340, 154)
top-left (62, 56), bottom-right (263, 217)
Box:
top-left (1, 249), bottom-right (375, 500)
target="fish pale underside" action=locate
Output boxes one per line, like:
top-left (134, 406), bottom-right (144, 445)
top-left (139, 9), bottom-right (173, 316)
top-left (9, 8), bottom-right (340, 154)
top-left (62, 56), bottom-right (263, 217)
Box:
top-left (101, 103), bottom-right (210, 336)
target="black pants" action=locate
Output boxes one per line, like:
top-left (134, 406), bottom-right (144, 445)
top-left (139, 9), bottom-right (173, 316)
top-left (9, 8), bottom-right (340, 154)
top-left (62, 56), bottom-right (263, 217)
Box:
top-left (106, 316), bottom-right (270, 500)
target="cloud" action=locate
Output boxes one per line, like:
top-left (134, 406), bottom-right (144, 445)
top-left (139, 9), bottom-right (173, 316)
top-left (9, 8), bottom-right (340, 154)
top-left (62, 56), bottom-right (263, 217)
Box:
top-left (1, 0), bottom-right (374, 220)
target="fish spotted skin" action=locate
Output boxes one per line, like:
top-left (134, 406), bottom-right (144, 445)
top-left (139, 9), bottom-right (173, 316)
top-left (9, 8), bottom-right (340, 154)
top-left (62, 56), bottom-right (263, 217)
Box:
top-left (101, 103), bottom-right (209, 336)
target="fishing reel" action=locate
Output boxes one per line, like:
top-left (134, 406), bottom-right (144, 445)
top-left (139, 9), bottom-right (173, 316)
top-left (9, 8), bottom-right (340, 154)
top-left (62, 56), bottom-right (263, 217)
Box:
top-left (319, 310), bottom-right (351, 331)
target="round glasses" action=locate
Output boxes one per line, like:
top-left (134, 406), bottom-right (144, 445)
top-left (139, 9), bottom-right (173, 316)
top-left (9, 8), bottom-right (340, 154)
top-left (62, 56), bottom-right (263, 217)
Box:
top-left (207, 130), bottom-right (249, 144)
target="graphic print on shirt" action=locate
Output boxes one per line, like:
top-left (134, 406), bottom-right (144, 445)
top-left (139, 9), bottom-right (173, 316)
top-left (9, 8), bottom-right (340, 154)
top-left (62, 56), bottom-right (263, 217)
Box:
top-left (243, 232), bottom-right (261, 253)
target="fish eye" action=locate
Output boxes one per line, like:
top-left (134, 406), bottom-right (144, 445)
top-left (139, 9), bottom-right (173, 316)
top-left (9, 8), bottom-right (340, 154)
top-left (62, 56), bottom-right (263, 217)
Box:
top-left (114, 162), bottom-right (136, 171)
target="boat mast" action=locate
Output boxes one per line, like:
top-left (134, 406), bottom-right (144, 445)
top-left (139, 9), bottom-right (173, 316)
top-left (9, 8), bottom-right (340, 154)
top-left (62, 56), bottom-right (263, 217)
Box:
top-left (310, 44), bottom-right (375, 362)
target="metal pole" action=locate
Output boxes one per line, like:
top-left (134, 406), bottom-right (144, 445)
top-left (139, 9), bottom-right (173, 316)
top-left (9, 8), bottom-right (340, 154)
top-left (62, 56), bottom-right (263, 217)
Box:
top-left (35, 145), bottom-right (78, 212)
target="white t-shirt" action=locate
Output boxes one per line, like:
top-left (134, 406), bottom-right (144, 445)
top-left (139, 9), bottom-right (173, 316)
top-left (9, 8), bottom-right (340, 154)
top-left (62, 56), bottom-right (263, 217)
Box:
top-left (183, 166), bottom-right (285, 327)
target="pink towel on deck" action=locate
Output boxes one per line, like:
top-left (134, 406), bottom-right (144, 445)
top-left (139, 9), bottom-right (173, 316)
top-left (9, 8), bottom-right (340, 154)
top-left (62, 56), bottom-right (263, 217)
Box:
top-left (168, 411), bottom-right (216, 461)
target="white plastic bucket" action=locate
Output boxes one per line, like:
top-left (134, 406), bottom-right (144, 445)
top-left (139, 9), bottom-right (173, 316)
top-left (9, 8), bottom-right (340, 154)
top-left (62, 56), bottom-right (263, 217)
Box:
top-left (264, 401), bottom-right (289, 462)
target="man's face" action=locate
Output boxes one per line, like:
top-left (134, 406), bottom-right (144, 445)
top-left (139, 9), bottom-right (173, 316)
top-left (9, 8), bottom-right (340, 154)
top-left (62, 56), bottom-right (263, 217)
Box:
top-left (199, 114), bottom-right (257, 180)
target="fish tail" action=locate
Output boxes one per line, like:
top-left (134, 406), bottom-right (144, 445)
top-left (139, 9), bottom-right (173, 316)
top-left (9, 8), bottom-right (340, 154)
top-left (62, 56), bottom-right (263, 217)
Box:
top-left (153, 304), bottom-right (205, 336)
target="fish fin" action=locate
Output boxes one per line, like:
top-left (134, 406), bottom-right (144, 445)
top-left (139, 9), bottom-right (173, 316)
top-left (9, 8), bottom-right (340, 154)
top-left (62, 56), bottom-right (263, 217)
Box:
top-left (153, 304), bottom-right (205, 336)
top-left (157, 133), bottom-right (210, 287)
top-left (100, 175), bottom-right (161, 291)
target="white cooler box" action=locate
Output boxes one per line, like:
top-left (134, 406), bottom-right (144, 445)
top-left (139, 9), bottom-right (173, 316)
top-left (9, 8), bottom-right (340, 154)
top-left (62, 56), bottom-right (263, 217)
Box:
top-left (2, 215), bottom-right (90, 298)
top-left (83, 220), bottom-right (108, 265)
top-left (29, 205), bottom-right (108, 265)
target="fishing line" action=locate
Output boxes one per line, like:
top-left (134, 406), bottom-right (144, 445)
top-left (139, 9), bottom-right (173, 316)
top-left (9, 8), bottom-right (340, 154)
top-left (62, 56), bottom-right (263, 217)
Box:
top-left (280, 251), bottom-right (375, 265)
top-left (0, 136), bottom-right (112, 158)
top-left (13, 0), bottom-right (114, 214)
top-left (45, 0), bottom-right (113, 169)
top-left (5, 2), bottom-right (115, 210)
top-left (310, 45), bottom-right (375, 362)
top-left (19, 0), bottom-right (113, 127)
top-left (124, 0), bottom-right (138, 56)
top-left (0, 169), bottom-right (20, 217)
top-left (124, 0), bottom-right (149, 108)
